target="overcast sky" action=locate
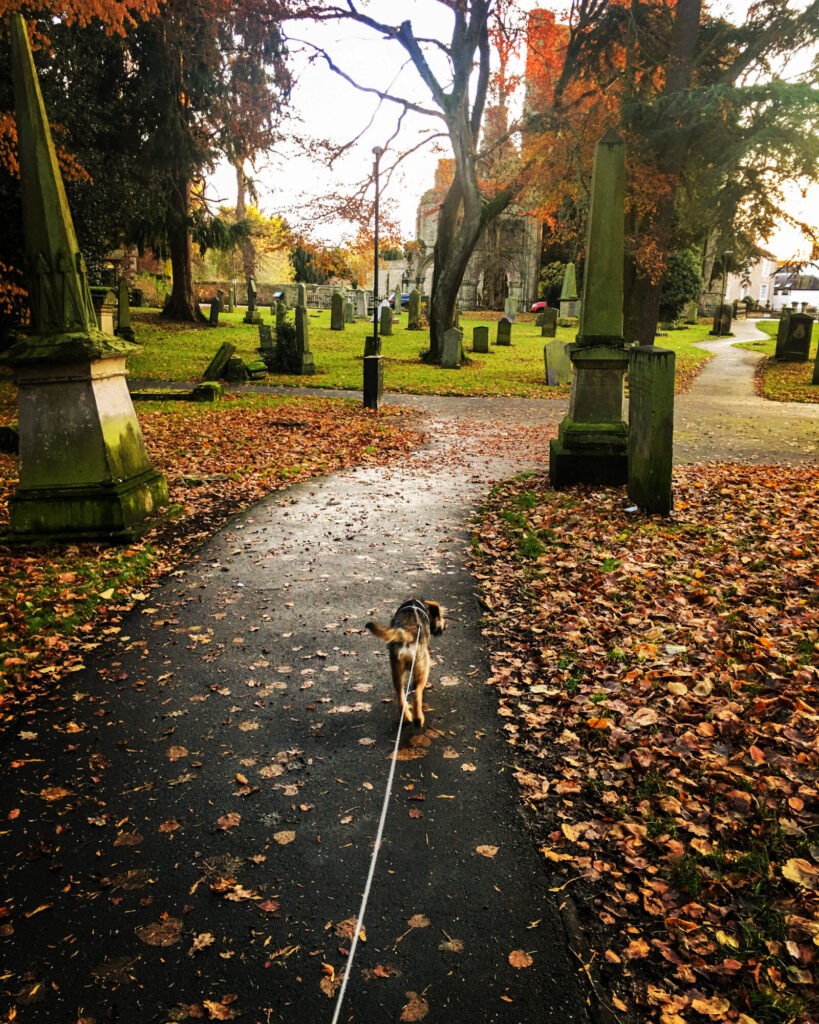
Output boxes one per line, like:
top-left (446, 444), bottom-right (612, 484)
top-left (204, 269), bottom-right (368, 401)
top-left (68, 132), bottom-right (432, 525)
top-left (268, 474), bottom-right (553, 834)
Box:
top-left (204, 0), bottom-right (817, 259)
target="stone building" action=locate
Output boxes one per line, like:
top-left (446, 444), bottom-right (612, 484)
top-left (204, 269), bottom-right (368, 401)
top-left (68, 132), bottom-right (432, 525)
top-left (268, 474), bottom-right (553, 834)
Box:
top-left (414, 159), bottom-right (541, 313)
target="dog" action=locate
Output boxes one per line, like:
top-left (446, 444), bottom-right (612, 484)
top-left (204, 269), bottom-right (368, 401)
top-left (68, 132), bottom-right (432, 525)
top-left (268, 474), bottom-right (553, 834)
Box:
top-left (366, 599), bottom-right (445, 728)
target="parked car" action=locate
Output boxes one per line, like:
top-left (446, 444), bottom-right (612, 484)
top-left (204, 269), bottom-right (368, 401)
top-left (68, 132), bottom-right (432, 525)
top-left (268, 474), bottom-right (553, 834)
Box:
top-left (389, 292), bottom-right (410, 310)
top-left (531, 300), bottom-right (548, 313)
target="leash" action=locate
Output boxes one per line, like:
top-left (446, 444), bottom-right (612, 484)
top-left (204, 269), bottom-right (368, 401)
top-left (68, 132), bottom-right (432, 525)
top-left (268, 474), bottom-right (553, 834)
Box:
top-left (330, 622), bottom-right (423, 1024)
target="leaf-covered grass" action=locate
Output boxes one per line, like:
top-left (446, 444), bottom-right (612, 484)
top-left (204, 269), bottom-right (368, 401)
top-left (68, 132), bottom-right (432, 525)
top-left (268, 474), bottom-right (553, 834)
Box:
top-left (474, 465), bottom-right (819, 1024)
top-left (123, 308), bottom-right (714, 398)
top-left (0, 393), bottom-right (423, 709)
top-left (734, 320), bottom-right (819, 404)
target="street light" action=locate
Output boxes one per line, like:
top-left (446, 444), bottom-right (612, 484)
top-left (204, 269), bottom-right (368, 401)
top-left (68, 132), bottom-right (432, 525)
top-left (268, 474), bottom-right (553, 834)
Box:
top-left (372, 146), bottom-right (383, 348)
top-left (363, 146), bottom-right (385, 409)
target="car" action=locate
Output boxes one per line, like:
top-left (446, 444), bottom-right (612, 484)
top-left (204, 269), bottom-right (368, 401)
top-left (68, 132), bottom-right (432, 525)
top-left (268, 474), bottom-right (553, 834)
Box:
top-left (531, 300), bottom-right (549, 313)
top-left (389, 292), bottom-right (410, 310)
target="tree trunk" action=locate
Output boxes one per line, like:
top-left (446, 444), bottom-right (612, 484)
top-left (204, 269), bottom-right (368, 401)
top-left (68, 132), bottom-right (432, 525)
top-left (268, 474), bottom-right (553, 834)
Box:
top-left (234, 160), bottom-right (255, 285)
top-left (624, 0), bottom-right (702, 345)
top-left (161, 172), bottom-right (204, 322)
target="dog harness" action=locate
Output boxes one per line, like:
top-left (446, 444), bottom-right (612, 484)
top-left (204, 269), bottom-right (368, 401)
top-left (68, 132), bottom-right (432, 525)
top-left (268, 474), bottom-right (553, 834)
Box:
top-left (397, 599), bottom-right (429, 630)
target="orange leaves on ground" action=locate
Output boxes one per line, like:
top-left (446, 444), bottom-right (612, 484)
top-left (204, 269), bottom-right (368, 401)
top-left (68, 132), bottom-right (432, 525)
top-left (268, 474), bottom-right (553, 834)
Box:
top-left (508, 949), bottom-right (533, 969)
top-left (135, 918), bottom-right (183, 947)
top-left (475, 463), bottom-right (819, 1022)
top-left (399, 991), bottom-right (429, 1022)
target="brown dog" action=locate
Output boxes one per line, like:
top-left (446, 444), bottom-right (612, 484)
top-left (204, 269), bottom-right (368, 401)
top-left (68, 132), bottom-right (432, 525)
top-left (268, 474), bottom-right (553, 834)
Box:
top-left (366, 599), bottom-right (445, 728)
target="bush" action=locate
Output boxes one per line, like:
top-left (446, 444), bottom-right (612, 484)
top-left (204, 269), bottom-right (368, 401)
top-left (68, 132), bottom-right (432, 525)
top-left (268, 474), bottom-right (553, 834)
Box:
top-left (659, 250), bottom-right (702, 323)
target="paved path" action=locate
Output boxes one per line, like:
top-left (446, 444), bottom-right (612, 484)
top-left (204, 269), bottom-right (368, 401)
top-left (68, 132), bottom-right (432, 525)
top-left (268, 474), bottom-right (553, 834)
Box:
top-left (2, 328), bottom-right (816, 1024)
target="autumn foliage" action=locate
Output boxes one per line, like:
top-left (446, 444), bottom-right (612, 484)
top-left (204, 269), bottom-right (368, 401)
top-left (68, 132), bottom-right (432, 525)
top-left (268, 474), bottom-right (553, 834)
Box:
top-left (475, 464), bottom-right (819, 1023)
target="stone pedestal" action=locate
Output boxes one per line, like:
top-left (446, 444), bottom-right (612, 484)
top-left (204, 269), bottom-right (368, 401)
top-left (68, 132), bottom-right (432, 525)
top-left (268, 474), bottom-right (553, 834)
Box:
top-left (7, 339), bottom-right (168, 540)
top-left (243, 309), bottom-right (263, 325)
top-left (550, 345), bottom-right (629, 486)
top-left (363, 354), bottom-right (383, 410)
top-left (628, 347), bottom-right (675, 514)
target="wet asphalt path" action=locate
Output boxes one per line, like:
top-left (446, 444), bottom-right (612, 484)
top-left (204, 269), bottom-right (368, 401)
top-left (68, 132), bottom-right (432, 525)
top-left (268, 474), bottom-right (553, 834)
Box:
top-left (1, 423), bottom-right (590, 1023)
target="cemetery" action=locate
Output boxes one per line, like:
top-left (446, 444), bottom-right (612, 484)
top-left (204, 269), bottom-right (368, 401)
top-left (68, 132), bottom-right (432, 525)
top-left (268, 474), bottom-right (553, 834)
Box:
top-left (0, 4), bottom-right (817, 1024)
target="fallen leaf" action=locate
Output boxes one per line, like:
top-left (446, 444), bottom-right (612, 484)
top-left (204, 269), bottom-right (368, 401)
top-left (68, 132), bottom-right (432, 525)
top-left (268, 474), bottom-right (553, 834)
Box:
top-left (476, 845), bottom-right (499, 858)
top-left (399, 991), bottom-right (429, 1022)
top-left (216, 813), bottom-right (241, 831)
top-left (189, 932), bottom-right (216, 956)
top-left (508, 949), bottom-right (533, 969)
top-left (274, 830), bottom-right (296, 845)
top-left (783, 859), bottom-right (819, 890)
top-left (136, 918), bottom-right (183, 947)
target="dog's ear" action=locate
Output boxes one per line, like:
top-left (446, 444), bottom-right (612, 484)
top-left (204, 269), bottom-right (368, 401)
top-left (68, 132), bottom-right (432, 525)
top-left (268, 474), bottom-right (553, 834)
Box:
top-left (426, 601), bottom-right (444, 636)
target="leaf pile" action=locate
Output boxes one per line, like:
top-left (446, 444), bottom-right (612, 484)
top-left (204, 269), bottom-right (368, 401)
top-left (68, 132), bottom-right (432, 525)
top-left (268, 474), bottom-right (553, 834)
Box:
top-left (0, 394), bottom-right (421, 716)
top-left (474, 464), bottom-right (818, 1024)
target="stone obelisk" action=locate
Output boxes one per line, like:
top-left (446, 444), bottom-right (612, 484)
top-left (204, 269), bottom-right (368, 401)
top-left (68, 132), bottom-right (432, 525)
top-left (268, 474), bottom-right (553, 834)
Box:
top-left (3, 14), bottom-right (168, 540)
top-left (550, 128), bottom-right (629, 487)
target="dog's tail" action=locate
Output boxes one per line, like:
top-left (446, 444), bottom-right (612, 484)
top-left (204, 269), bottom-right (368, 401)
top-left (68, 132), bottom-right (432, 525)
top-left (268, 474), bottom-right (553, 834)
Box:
top-left (366, 621), bottom-right (416, 645)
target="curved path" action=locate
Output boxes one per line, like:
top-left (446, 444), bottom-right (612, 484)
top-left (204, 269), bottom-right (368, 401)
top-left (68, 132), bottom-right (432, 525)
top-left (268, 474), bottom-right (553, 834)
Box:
top-left (2, 328), bottom-right (815, 1024)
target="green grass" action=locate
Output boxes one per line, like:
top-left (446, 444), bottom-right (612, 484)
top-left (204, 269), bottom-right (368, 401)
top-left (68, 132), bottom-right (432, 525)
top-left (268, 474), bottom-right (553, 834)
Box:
top-left (734, 319), bottom-right (819, 403)
top-left (123, 307), bottom-right (716, 399)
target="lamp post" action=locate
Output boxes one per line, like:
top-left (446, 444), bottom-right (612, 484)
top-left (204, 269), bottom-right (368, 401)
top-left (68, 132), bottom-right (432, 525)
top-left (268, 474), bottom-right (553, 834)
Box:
top-left (363, 146), bottom-right (385, 409)
top-left (372, 145), bottom-right (383, 347)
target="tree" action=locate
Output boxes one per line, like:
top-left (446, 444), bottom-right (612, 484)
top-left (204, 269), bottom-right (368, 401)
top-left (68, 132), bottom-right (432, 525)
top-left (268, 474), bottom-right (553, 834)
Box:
top-left (524, 0), bottom-right (819, 344)
top-left (306, 2), bottom-right (521, 362)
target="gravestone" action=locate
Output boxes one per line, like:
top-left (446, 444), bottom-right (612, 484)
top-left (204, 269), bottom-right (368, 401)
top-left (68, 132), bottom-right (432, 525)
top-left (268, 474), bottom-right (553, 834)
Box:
top-left (776, 312), bottom-right (812, 362)
top-left (2, 14), bottom-right (167, 541)
top-left (774, 308), bottom-right (791, 358)
top-left (496, 316), bottom-right (512, 346)
top-left (297, 283), bottom-right (307, 307)
top-left (710, 303), bottom-right (732, 336)
top-left (628, 347), bottom-right (675, 515)
top-left (544, 339), bottom-right (572, 386)
top-left (345, 301), bottom-right (354, 324)
top-left (684, 301), bottom-right (698, 324)
top-left (244, 278), bottom-right (262, 324)
top-left (380, 304), bottom-right (393, 337)
top-left (208, 291), bottom-right (221, 327)
top-left (330, 291), bottom-right (345, 331)
top-left (258, 324), bottom-right (274, 368)
top-left (225, 288), bottom-right (233, 313)
top-left (355, 290), bottom-right (368, 319)
top-left (441, 327), bottom-right (463, 369)
top-left (116, 278), bottom-right (135, 342)
top-left (550, 129), bottom-right (630, 488)
top-left (504, 298), bottom-right (517, 323)
top-left (812, 341), bottom-right (819, 385)
top-left (224, 356), bottom-right (248, 382)
top-left (540, 307), bottom-right (558, 338)
top-left (559, 262), bottom-right (579, 324)
top-left (294, 305), bottom-right (315, 375)
top-left (202, 342), bottom-right (236, 381)
top-left (407, 289), bottom-right (422, 330)
top-left (472, 325), bottom-right (489, 353)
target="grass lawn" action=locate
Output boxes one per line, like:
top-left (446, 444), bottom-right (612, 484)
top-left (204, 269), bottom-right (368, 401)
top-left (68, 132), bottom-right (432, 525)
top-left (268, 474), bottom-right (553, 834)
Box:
top-left (734, 319), bottom-right (819, 403)
top-left (123, 307), bottom-right (715, 398)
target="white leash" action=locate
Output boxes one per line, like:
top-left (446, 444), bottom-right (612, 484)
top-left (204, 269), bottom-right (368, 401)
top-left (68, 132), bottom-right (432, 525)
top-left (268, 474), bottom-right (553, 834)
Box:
top-left (330, 623), bottom-right (422, 1024)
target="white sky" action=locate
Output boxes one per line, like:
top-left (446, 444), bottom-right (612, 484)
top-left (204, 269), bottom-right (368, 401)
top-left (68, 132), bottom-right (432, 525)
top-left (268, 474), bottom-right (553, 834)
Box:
top-left (203, 0), bottom-right (818, 259)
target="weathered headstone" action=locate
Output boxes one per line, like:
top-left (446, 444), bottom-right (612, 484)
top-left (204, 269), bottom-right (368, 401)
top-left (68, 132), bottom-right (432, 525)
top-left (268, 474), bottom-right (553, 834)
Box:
top-left (294, 305), bottom-right (315, 375)
top-left (225, 287), bottom-right (233, 313)
top-left (116, 278), bottom-right (135, 342)
top-left (380, 304), bottom-right (393, 337)
top-left (345, 301), bottom-right (354, 324)
top-left (710, 303), bottom-right (732, 336)
top-left (550, 129), bottom-right (629, 488)
top-left (258, 324), bottom-right (274, 367)
top-left (407, 289), bottom-right (422, 330)
top-left (544, 339), bottom-right (572, 386)
top-left (496, 316), bottom-right (512, 346)
top-left (504, 298), bottom-right (517, 323)
top-left (559, 262), bottom-right (579, 324)
top-left (297, 283), bottom-right (307, 307)
top-left (355, 290), bottom-right (368, 319)
top-left (2, 14), bottom-right (167, 541)
top-left (330, 291), bottom-right (345, 331)
top-left (684, 301), bottom-right (698, 324)
top-left (472, 325), bottom-right (489, 353)
top-left (208, 291), bottom-right (221, 327)
top-left (540, 307), bottom-right (558, 338)
top-left (441, 327), bottom-right (463, 369)
top-left (244, 277), bottom-right (262, 324)
top-left (202, 342), bottom-right (236, 381)
top-left (776, 312), bottom-right (813, 362)
top-left (224, 356), bottom-right (249, 382)
top-left (628, 347), bottom-right (675, 515)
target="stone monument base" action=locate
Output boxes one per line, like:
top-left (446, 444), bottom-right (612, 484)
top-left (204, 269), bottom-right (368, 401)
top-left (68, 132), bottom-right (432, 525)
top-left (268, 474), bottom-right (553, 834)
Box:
top-left (9, 467), bottom-right (168, 542)
top-left (243, 311), bottom-right (263, 325)
top-left (549, 425), bottom-right (629, 488)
